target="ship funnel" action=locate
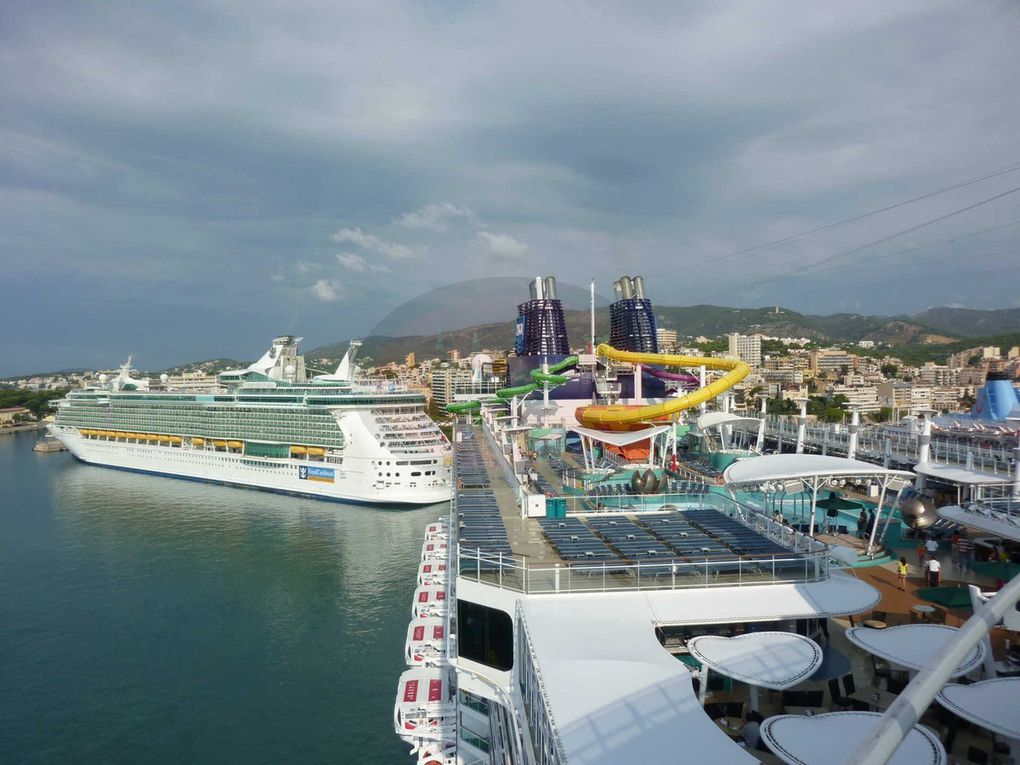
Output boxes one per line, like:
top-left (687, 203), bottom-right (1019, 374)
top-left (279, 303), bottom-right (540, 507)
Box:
top-left (543, 276), bottom-right (557, 300)
top-left (620, 276), bottom-right (634, 299)
top-left (632, 275), bottom-right (646, 299)
top-left (532, 276), bottom-right (546, 300)
top-left (612, 280), bottom-right (623, 300)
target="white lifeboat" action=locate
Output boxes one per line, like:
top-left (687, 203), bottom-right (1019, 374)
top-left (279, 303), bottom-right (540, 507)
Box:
top-left (424, 522), bottom-right (450, 542)
top-left (415, 741), bottom-right (457, 765)
top-left (412, 585), bottom-right (449, 619)
top-left (393, 667), bottom-right (456, 745)
top-left (417, 561), bottom-right (448, 587)
top-left (421, 540), bottom-right (448, 562)
top-left (405, 618), bottom-right (448, 667)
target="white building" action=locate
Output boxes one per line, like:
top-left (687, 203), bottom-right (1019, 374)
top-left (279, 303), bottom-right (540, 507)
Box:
top-left (727, 333), bottom-right (762, 368)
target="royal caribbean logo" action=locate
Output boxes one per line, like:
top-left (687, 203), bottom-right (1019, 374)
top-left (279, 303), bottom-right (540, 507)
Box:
top-left (299, 465), bottom-right (335, 483)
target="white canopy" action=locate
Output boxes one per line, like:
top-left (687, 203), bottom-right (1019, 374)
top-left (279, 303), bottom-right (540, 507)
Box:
top-left (686, 632), bottom-right (823, 690)
top-left (844, 624), bottom-right (985, 677)
top-left (935, 678), bottom-right (1020, 740)
top-left (914, 462), bottom-right (1010, 486)
top-left (724, 454), bottom-right (914, 487)
top-left (760, 711), bottom-right (945, 765)
top-left (568, 424), bottom-right (673, 447)
top-left (697, 411), bottom-right (762, 430)
top-left (936, 504), bottom-right (1020, 544)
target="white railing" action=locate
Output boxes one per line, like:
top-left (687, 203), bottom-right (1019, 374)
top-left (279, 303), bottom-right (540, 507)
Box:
top-left (458, 548), bottom-right (828, 594)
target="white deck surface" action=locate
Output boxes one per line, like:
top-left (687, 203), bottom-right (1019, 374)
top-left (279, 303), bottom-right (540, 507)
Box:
top-left (521, 596), bottom-right (758, 765)
top-left (724, 454), bottom-right (913, 486)
top-left (760, 711), bottom-right (945, 765)
top-left (687, 632), bottom-right (823, 690)
top-left (517, 572), bottom-right (879, 764)
top-left (936, 678), bottom-right (1020, 740)
top-left (642, 571), bottom-right (880, 625)
top-left (844, 624), bottom-right (985, 677)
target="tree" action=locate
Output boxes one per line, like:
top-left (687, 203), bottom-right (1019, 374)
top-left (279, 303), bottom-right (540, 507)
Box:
top-left (880, 364), bottom-right (899, 379)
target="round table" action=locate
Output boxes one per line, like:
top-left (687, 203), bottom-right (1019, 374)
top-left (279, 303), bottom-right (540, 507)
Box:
top-left (912, 604), bottom-right (936, 622)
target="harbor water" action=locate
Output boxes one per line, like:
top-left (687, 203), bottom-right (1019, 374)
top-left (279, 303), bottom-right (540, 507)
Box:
top-left (0, 430), bottom-right (441, 763)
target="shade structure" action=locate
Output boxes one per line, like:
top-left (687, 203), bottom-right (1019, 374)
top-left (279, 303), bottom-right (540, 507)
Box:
top-left (815, 492), bottom-right (863, 516)
top-left (687, 632), bottom-right (824, 691)
top-left (760, 711), bottom-right (945, 765)
top-left (935, 678), bottom-right (1020, 740)
top-left (844, 624), bottom-right (984, 677)
top-left (723, 454), bottom-right (914, 488)
top-left (809, 644), bottom-right (853, 681)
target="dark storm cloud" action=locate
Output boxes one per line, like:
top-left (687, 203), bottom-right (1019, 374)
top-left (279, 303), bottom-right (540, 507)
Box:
top-left (2, 1), bottom-right (1019, 374)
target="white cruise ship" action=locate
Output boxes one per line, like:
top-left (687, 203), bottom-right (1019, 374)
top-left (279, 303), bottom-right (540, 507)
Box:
top-left (392, 277), bottom-right (1019, 765)
top-left (49, 336), bottom-right (452, 506)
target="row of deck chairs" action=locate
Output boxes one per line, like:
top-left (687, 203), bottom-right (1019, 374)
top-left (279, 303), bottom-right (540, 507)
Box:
top-left (454, 431), bottom-right (511, 572)
top-left (665, 478), bottom-right (709, 495)
top-left (678, 455), bottom-right (722, 479)
top-left (683, 509), bottom-right (796, 559)
top-left (537, 517), bottom-right (617, 561)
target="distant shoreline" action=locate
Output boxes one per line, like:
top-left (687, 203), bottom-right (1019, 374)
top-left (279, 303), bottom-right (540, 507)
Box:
top-left (0, 423), bottom-right (45, 436)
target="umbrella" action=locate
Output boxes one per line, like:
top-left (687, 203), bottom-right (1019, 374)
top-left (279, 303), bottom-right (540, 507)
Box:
top-left (915, 585), bottom-right (973, 610)
top-left (809, 644), bottom-right (853, 681)
top-left (815, 491), bottom-right (863, 519)
top-left (970, 560), bottom-right (1020, 581)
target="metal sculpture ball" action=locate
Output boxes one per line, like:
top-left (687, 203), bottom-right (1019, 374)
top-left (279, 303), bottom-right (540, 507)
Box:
top-left (898, 491), bottom-right (938, 529)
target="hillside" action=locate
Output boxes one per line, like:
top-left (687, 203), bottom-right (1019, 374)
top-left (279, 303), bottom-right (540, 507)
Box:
top-left (305, 303), bottom-right (1020, 367)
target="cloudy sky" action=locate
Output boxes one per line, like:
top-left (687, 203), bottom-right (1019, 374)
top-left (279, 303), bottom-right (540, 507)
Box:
top-left (3, 1), bottom-right (1020, 375)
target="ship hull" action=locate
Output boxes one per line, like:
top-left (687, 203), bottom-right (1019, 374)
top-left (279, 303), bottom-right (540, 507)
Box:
top-left (51, 428), bottom-right (451, 506)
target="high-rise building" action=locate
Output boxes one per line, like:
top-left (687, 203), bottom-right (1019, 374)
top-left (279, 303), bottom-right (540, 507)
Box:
top-left (727, 333), bottom-right (762, 368)
top-left (446, 349), bottom-right (461, 363)
top-left (655, 328), bottom-right (678, 352)
top-left (405, 352), bottom-right (416, 367)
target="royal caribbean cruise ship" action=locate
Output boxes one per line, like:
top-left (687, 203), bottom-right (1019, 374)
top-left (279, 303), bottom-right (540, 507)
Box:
top-left (49, 336), bottom-right (452, 505)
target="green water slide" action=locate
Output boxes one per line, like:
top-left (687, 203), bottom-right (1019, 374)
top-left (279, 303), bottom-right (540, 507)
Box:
top-left (446, 355), bottom-right (579, 413)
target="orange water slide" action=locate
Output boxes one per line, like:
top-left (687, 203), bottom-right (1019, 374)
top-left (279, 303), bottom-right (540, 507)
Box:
top-left (575, 344), bottom-right (751, 430)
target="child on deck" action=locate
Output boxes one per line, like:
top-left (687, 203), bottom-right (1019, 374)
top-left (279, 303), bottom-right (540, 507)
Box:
top-left (897, 557), bottom-right (909, 590)
top-left (917, 540), bottom-right (926, 569)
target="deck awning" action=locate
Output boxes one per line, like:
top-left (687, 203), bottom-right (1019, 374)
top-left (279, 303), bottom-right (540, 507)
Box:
top-left (686, 631), bottom-right (823, 690)
top-left (913, 462), bottom-right (1011, 486)
top-left (935, 678), bottom-right (1020, 741)
top-left (936, 505), bottom-right (1020, 543)
top-left (568, 424), bottom-right (672, 447)
top-left (723, 454), bottom-right (914, 487)
top-left (760, 711), bottom-right (945, 765)
top-left (696, 412), bottom-right (762, 430)
top-left (844, 624), bottom-right (984, 677)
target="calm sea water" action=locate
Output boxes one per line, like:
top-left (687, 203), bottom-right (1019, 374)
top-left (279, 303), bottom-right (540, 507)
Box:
top-left (0, 431), bottom-right (444, 764)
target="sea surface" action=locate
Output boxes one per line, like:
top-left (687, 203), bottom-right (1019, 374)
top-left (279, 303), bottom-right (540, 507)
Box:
top-left (0, 431), bottom-right (444, 764)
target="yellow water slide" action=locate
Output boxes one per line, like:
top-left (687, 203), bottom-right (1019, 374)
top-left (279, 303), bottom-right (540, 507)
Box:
top-left (576, 344), bottom-right (751, 430)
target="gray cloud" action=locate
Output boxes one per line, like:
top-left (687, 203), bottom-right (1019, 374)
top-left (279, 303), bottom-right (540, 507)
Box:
top-left (1, 0), bottom-right (1019, 374)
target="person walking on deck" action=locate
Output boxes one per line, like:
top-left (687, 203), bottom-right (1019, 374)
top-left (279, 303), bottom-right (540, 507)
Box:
top-left (925, 536), bottom-right (939, 561)
top-left (949, 531), bottom-right (961, 567)
top-left (917, 539), bottom-right (927, 568)
top-left (857, 509), bottom-right (868, 540)
top-left (897, 557), bottom-right (909, 590)
top-left (957, 532), bottom-right (974, 570)
top-left (926, 557), bottom-right (942, 587)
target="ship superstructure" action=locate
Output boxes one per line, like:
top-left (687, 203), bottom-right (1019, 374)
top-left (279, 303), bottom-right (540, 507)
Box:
top-left (49, 336), bottom-right (451, 505)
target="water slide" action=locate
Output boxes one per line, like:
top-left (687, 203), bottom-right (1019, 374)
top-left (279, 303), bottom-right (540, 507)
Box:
top-left (446, 355), bottom-right (579, 413)
top-left (575, 344), bottom-right (750, 430)
top-left (642, 365), bottom-right (700, 388)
